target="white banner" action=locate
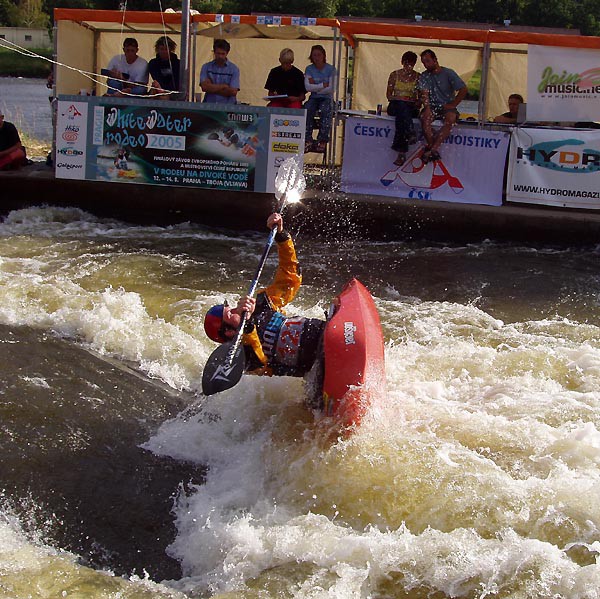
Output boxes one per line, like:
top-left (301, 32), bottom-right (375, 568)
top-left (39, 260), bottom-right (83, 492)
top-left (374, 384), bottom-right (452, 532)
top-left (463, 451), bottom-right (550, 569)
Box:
top-left (55, 100), bottom-right (88, 180)
top-left (527, 45), bottom-right (600, 122)
top-left (341, 117), bottom-right (509, 206)
top-left (266, 113), bottom-right (306, 193)
top-left (507, 127), bottom-right (600, 209)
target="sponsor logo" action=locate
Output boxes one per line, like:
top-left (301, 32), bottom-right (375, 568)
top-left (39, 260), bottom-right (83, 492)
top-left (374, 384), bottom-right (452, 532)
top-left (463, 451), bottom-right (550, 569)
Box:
top-left (273, 118), bottom-right (300, 128)
top-left (227, 113), bottom-right (254, 123)
top-left (62, 130), bottom-right (79, 142)
top-left (538, 66), bottom-right (600, 96)
top-left (61, 104), bottom-right (83, 120)
top-left (380, 147), bottom-right (463, 194)
top-left (58, 147), bottom-right (83, 156)
top-left (516, 139), bottom-right (600, 173)
top-left (272, 142), bottom-right (299, 153)
top-left (272, 131), bottom-right (302, 139)
top-left (56, 162), bottom-right (83, 170)
top-left (344, 322), bottom-right (356, 345)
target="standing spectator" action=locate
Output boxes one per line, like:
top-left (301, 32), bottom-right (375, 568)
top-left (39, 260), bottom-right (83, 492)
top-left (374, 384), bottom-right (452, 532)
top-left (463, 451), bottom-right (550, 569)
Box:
top-left (264, 48), bottom-right (306, 109)
top-left (304, 44), bottom-right (336, 154)
top-left (105, 37), bottom-right (149, 96)
top-left (0, 113), bottom-right (27, 170)
top-left (417, 49), bottom-right (467, 163)
top-left (493, 93), bottom-right (524, 124)
top-left (148, 36), bottom-right (180, 98)
top-left (386, 51), bottom-right (420, 166)
top-left (200, 39), bottom-right (240, 104)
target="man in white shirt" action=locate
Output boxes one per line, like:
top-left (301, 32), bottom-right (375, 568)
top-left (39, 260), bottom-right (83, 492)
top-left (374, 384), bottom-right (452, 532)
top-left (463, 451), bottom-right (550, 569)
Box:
top-left (106, 38), bottom-right (149, 96)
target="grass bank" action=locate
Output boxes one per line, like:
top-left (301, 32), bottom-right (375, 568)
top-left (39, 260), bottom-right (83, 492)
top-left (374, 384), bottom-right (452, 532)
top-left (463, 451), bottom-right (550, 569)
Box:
top-left (0, 47), bottom-right (53, 78)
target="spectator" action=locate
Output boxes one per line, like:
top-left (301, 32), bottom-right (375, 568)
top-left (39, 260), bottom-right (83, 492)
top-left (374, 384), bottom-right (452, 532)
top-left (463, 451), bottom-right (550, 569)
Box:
top-left (148, 36), bottom-right (180, 98)
top-left (304, 44), bottom-right (336, 154)
top-left (200, 39), bottom-right (240, 104)
top-left (386, 51), bottom-right (420, 166)
top-left (0, 113), bottom-right (27, 171)
top-left (417, 49), bottom-right (467, 163)
top-left (493, 93), bottom-right (524, 124)
top-left (264, 48), bottom-right (306, 109)
top-left (105, 37), bottom-right (149, 96)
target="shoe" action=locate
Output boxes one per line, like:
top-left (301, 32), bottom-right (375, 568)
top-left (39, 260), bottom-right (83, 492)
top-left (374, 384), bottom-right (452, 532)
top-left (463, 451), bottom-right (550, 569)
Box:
top-left (393, 153), bottom-right (406, 166)
top-left (430, 150), bottom-right (441, 162)
top-left (421, 149), bottom-right (432, 164)
top-left (316, 141), bottom-right (327, 153)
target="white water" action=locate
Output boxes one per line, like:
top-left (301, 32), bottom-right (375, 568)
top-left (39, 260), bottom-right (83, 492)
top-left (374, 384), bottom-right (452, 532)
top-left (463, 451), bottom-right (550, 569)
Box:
top-left (1, 206), bottom-right (600, 597)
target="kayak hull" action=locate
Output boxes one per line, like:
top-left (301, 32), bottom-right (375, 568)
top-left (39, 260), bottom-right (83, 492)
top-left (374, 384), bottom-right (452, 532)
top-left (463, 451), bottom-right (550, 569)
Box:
top-left (321, 278), bottom-right (386, 430)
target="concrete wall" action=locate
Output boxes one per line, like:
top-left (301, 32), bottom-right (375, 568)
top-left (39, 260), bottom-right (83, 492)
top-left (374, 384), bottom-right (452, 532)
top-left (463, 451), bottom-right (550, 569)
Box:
top-left (0, 27), bottom-right (52, 49)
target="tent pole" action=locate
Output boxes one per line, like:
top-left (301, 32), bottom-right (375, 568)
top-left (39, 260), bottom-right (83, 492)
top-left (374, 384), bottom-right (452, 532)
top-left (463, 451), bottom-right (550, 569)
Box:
top-left (479, 42), bottom-right (491, 126)
top-left (191, 22), bottom-right (197, 101)
top-left (179, 0), bottom-right (191, 101)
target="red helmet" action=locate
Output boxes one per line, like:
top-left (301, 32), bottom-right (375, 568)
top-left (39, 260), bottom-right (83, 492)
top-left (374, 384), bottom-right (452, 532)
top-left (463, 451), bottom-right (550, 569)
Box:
top-left (204, 304), bottom-right (227, 343)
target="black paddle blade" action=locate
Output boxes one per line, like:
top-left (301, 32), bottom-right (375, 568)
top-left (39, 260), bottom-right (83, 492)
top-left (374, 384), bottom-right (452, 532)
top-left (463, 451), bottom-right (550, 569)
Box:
top-left (202, 341), bottom-right (245, 395)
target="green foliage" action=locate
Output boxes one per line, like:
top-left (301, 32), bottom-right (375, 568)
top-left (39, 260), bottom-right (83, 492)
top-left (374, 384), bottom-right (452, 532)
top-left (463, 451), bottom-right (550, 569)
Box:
top-left (0, 0), bottom-right (18, 26)
top-left (0, 46), bottom-right (52, 76)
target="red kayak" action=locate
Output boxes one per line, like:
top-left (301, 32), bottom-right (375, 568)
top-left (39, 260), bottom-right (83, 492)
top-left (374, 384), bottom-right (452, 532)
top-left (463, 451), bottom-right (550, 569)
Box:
top-left (321, 278), bottom-right (386, 430)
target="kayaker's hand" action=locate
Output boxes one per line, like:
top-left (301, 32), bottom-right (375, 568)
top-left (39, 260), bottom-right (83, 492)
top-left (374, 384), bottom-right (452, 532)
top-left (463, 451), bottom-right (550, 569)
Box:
top-left (236, 295), bottom-right (256, 317)
top-left (267, 213), bottom-right (283, 233)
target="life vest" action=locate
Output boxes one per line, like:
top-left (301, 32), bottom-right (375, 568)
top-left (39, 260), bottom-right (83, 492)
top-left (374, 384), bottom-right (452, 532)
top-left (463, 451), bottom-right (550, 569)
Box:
top-left (243, 292), bottom-right (324, 377)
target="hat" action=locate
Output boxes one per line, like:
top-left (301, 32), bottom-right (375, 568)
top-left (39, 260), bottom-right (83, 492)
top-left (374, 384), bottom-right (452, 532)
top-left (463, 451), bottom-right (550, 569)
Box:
top-left (204, 304), bottom-right (227, 343)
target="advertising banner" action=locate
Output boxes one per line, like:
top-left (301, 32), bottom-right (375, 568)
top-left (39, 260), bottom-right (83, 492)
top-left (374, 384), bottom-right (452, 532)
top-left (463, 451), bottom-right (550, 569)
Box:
top-left (527, 45), bottom-right (600, 122)
top-left (55, 100), bottom-right (88, 180)
top-left (507, 127), bottom-right (600, 209)
top-left (56, 97), bottom-right (305, 194)
top-left (340, 117), bottom-right (509, 206)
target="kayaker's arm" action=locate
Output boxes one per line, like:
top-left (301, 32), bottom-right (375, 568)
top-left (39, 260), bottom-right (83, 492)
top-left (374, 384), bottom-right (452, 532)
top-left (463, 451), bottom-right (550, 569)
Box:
top-left (263, 214), bottom-right (302, 310)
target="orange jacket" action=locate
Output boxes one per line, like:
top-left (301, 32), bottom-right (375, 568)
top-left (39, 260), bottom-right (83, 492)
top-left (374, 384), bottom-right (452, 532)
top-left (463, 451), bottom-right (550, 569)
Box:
top-left (242, 234), bottom-right (302, 374)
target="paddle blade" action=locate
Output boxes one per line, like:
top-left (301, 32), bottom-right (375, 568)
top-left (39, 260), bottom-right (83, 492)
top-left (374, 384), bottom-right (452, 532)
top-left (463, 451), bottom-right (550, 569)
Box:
top-left (274, 156), bottom-right (305, 202)
top-left (202, 341), bottom-right (245, 395)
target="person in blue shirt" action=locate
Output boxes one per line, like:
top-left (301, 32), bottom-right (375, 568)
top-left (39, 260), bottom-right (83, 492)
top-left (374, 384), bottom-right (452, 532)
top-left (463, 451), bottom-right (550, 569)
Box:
top-left (304, 45), bottom-right (336, 154)
top-left (199, 39), bottom-right (240, 104)
top-left (416, 49), bottom-right (467, 163)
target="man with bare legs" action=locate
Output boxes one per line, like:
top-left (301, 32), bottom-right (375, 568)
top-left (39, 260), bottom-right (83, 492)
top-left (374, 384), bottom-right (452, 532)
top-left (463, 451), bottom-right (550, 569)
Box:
top-left (417, 49), bottom-right (467, 163)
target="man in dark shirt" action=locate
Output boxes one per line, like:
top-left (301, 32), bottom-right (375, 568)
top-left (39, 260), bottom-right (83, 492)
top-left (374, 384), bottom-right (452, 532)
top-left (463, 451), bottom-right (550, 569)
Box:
top-left (264, 48), bottom-right (306, 109)
top-left (0, 113), bottom-right (27, 170)
top-left (148, 36), bottom-right (180, 98)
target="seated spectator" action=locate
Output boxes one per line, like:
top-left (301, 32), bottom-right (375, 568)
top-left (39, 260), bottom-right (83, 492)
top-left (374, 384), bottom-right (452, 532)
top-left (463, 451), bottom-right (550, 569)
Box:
top-left (0, 113), bottom-right (27, 171)
top-left (386, 51), bottom-right (420, 166)
top-left (264, 48), bottom-right (306, 109)
top-left (200, 39), bottom-right (240, 104)
top-left (304, 44), bottom-right (336, 154)
top-left (148, 36), bottom-right (180, 98)
top-left (417, 49), bottom-right (467, 163)
top-left (105, 37), bottom-right (149, 96)
top-left (493, 94), bottom-right (524, 124)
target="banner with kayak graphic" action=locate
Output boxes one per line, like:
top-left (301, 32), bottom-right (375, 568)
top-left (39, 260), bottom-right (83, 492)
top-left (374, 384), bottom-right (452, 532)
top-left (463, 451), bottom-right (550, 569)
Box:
top-left (55, 96), bottom-right (305, 193)
top-left (507, 127), bottom-right (600, 209)
top-left (340, 117), bottom-right (509, 206)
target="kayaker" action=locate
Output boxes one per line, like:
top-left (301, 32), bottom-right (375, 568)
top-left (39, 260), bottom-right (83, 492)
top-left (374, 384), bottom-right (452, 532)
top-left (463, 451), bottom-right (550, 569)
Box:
top-left (203, 213), bottom-right (325, 384)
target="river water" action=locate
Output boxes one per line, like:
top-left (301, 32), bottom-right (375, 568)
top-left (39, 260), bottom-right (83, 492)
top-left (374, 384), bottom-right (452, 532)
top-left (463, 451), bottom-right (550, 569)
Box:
top-left (1, 205), bottom-right (600, 598)
top-left (0, 77), bottom-right (53, 142)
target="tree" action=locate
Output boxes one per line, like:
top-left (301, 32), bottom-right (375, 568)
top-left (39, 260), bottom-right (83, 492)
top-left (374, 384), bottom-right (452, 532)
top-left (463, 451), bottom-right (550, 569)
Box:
top-left (0, 0), bottom-right (18, 26)
top-left (13, 0), bottom-right (49, 27)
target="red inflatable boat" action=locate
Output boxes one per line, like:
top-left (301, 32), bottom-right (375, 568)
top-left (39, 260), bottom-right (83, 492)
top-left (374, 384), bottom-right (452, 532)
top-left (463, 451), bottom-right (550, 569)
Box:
top-left (321, 278), bottom-right (386, 430)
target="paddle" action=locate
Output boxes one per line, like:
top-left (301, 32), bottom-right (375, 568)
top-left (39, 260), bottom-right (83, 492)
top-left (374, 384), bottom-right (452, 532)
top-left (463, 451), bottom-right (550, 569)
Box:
top-left (202, 157), bottom-right (305, 395)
